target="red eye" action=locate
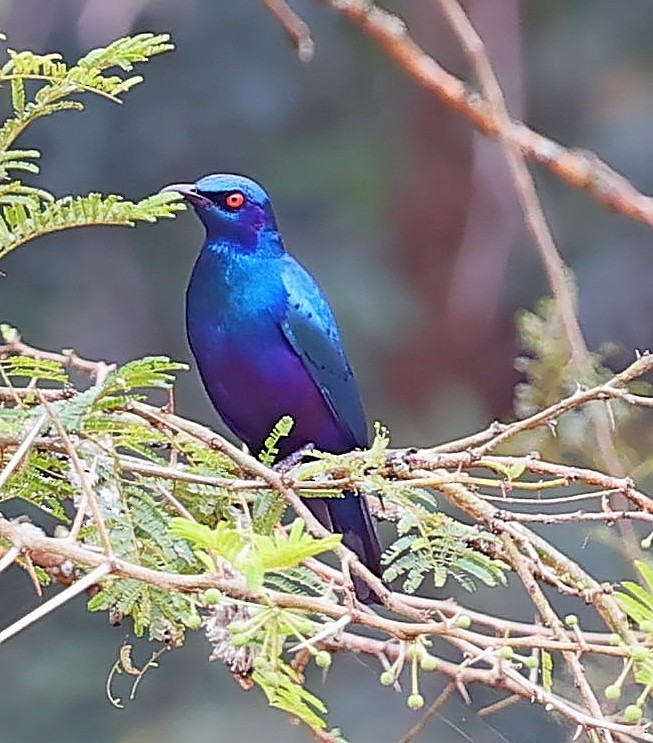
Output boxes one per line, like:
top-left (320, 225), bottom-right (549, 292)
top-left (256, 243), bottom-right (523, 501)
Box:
top-left (225, 191), bottom-right (245, 209)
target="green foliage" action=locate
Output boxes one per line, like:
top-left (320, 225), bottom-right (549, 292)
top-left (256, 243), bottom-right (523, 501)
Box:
top-left (170, 517), bottom-right (341, 591)
top-left (381, 491), bottom-right (507, 593)
top-left (253, 416), bottom-right (295, 532)
top-left (263, 565), bottom-right (328, 597)
top-left (541, 649), bottom-right (553, 693)
top-left (0, 192), bottom-right (183, 259)
top-left (252, 487), bottom-right (287, 535)
top-left (0, 31), bottom-right (184, 261)
top-left (0, 33), bottom-right (173, 146)
top-left (616, 561), bottom-right (653, 687)
top-left (258, 414), bottom-right (294, 466)
top-left (512, 294), bottom-right (639, 465)
top-left (514, 295), bottom-right (619, 420)
top-left (1, 450), bottom-right (73, 518)
top-left (96, 356), bottom-right (189, 408)
top-left (516, 294), bottom-right (599, 417)
top-left (226, 604), bottom-right (333, 730)
top-left (1, 353), bottom-right (67, 383)
top-left (0, 347), bottom-right (206, 637)
top-left (294, 426), bottom-right (507, 593)
top-left (616, 560), bottom-right (653, 627)
top-left (254, 658), bottom-right (328, 731)
top-left (87, 578), bottom-right (198, 640)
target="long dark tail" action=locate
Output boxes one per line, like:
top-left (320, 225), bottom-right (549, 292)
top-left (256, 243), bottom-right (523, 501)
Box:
top-left (305, 489), bottom-right (383, 604)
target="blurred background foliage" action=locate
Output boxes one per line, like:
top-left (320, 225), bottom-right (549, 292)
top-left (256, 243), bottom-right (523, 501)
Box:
top-left (1, 1), bottom-right (653, 741)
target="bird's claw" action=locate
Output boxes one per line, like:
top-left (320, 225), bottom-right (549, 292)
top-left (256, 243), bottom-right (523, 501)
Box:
top-left (273, 443), bottom-right (316, 473)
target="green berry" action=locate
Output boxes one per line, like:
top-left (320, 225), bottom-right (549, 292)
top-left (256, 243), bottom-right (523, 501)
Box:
top-left (185, 613), bottom-right (202, 630)
top-left (262, 671), bottom-right (281, 687)
top-left (639, 620), bottom-right (653, 634)
top-left (456, 615), bottom-right (472, 630)
top-left (564, 614), bottom-right (578, 626)
top-left (631, 646), bottom-right (648, 662)
top-left (252, 656), bottom-right (269, 671)
top-left (419, 655), bottom-right (438, 672)
top-left (231, 633), bottom-right (249, 647)
top-left (379, 671), bottom-right (395, 686)
top-left (624, 704), bottom-right (643, 723)
top-left (524, 656), bottom-right (539, 670)
top-left (609, 634), bottom-right (622, 646)
top-left (407, 694), bottom-right (424, 710)
top-left (499, 645), bottom-right (514, 660)
top-left (604, 684), bottom-right (621, 701)
top-left (203, 588), bottom-right (222, 605)
top-left (315, 651), bottom-right (332, 668)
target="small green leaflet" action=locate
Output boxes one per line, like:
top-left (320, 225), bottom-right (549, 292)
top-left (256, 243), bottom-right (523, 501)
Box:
top-left (170, 517), bottom-right (341, 591)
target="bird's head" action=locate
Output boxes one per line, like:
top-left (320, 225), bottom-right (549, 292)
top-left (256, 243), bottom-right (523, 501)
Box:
top-left (161, 173), bottom-right (280, 250)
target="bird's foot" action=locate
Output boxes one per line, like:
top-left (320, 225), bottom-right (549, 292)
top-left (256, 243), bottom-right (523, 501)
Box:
top-left (273, 443), bottom-right (316, 474)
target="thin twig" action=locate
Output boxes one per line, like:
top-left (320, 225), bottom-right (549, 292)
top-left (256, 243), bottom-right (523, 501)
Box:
top-left (37, 394), bottom-right (114, 557)
top-left (398, 680), bottom-right (456, 743)
top-left (500, 534), bottom-right (614, 743)
top-left (436, 0), bottom-right (588, 370)
top-left (0, 562), bottom-right (111, 646)
top-left (0, 411), bottom-right (48, 490)
top-left (260, 0), bottom-right (314, 61)
top-left (0, 545), bottom-right (19, 573)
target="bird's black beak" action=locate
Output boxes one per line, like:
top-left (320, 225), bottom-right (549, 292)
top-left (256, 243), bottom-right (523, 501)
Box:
top-left (160, 182), bottom-right (210, 208)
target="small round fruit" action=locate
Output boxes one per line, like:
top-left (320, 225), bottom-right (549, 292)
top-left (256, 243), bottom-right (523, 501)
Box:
top-left (186, 613), bottom-right (202, 630)
top-left (407, 694), bottom-right (425, 710)
top-left (262, 671), bottom-right (281, 687)
top-left (630, 646), bottom-right (648, 662)
top-left (203, 588), bottom-right (222, 605)
top-left (252, 656), bottom-right (269, 671)
top-left (419, 655), bottom-right (438, 671)
top-left (456, 615), bottom-right (472, 630)
top-left (624, 704), bottom-right (643, 724)
top-left (603, 685), bottom-right (621, 701)
top-left (315, 651), bottom-right (332, 668)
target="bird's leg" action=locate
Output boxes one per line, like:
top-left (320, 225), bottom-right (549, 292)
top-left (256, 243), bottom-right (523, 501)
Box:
top-left (273, 443), bottom-right (315, 474)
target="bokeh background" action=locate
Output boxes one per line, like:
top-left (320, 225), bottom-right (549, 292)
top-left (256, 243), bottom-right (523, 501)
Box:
top-left (2, 1), bottom-right (653, 741)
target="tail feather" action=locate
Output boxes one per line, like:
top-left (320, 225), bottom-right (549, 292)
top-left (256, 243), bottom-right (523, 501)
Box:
top-left (305, 489), bottom-right (383, 604)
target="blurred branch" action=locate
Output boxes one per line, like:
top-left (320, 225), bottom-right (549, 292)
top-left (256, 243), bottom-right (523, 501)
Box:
top-left (313, 0), bottom-right (653, 230)
top-left (435, 0), bottom-right (588, 368)
top-left (260, 0), bottom-right (314, 61)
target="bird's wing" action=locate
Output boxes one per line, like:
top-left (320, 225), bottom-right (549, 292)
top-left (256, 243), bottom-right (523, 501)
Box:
top-left (278, 258), bottom-right (368, 449)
